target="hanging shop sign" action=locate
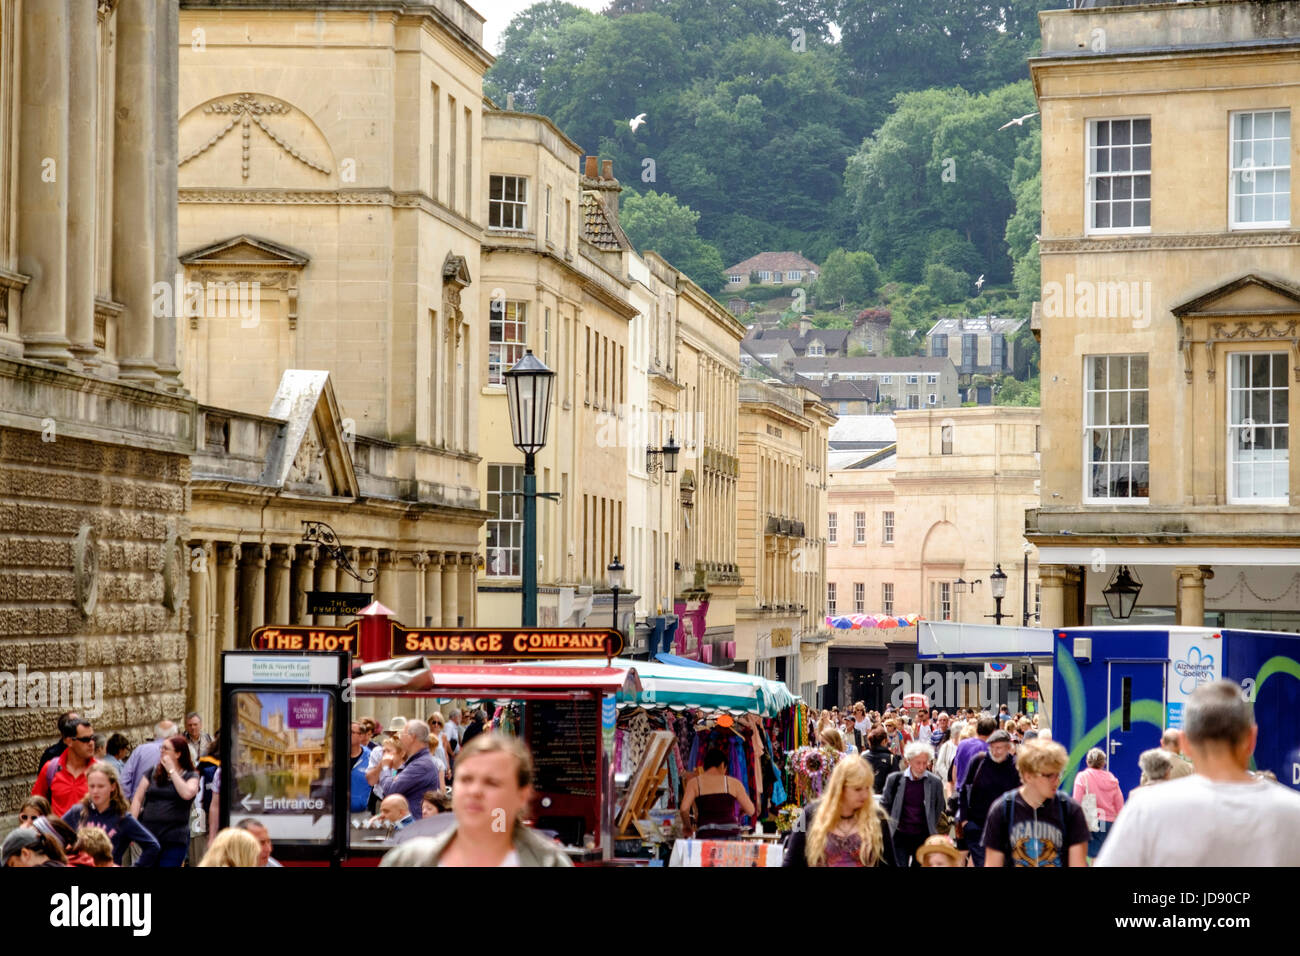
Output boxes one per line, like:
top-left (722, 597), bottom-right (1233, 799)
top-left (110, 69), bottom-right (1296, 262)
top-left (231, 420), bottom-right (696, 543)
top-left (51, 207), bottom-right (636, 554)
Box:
top-left (390, 624), bottom-right (624, 660)
top-left (305, 591), bottom-right (373, 616)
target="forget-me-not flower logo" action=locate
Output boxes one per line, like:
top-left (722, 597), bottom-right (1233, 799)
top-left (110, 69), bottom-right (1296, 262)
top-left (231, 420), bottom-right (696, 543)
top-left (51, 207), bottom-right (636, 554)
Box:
top-left (1173, 645), bottom-right (1215, 695)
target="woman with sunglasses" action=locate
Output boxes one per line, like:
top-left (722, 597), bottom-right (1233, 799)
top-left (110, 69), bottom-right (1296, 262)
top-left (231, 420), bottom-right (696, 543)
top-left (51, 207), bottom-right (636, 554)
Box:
top-left (17, 796), bottom-right (50, 827)
top-left (980, 738), bottom-right (1090, 867)
top-left (64, 763), bottom-right (160, 867)
top-left (131, 735), bottom-right (200, 867)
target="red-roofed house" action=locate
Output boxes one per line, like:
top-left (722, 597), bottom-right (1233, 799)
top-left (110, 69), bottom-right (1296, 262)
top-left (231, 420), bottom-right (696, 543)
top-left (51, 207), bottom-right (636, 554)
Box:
top-left (725, 252), bottom-right (820, 292)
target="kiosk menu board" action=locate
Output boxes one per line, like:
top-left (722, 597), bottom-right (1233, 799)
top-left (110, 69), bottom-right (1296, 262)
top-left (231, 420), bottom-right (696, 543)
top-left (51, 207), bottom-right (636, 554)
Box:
top-left (220, 652), bottom-right (350, 862)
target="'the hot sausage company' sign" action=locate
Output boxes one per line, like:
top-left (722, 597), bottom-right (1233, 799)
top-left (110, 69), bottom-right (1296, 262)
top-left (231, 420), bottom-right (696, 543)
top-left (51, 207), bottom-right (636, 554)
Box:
top-left (390, 624), bottom-right (624, 660)
top-left (250, 623), bottom-right (359, 653)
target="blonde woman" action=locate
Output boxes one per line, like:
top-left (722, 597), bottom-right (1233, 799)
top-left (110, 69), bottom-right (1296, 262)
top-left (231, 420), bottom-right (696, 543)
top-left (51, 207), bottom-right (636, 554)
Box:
top-left (818, 727), bottom-right (845, 756)
top-left (197, 828), bottom-right (261, 867)
top-left (783, 757), bottom-right (895, 867)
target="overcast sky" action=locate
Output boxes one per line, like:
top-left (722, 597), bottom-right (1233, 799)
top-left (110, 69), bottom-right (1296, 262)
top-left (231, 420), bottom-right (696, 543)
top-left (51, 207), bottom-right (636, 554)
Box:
top-left (475, 0), bottom-right (610, 55)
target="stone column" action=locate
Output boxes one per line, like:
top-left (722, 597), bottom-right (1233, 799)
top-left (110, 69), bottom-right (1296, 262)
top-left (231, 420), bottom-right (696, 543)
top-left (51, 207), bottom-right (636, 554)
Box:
top-left (314, 554), bottom-right (338, 626)
top-left (67, 0), bottom-right (99, 365)
top-left (1175, 566), bottom-right (1214, 627)
top-left (16, 0), bottom-right (74, 364)
top-left (458, 553), bottom-right (476, 628)
top-left (1038, 565), bottom-right (1070, 630)
top-left (112, 0), bottom-right (159, 383)
top-left (216, 543), bottom-right (240, 652)
top-left (269, 545), bottom-right (293, 624)
top-left (292, 545), bottom-right (317, 625)
top-left (153, 0), bottom-right (182, 390)
top-left (441, 552), bottom-right (459, 627)
top-left (423, 552), bottom-right (443, 627)
top-left (337, 548), bottom-right (359, 602)
top-left (187, 541), bottom-right (213, 725)
top-left (377, 550), bottom-right (402, 619)
top-left (238, 545), bottom-right (269, 642)
top-left (412, 552), bottom-right (428, 624)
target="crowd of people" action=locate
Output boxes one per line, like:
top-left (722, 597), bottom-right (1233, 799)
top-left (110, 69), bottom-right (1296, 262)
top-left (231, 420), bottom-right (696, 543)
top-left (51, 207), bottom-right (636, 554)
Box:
top-left (5, 681), bottom-right (1297, 868)
top-left (781, 680), bottom-right (1300, 867)
top-left (3, 704), bottom-right (494, 867)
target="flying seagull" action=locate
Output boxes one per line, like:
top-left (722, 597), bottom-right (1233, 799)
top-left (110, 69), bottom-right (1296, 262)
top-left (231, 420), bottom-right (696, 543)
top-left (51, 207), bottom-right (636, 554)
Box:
top-left (975, 274), bottom-right (985, 291)
top-left (998, 111), bottom-right (1039, 131)
top-left (628, 113), bottom-right (647, 133)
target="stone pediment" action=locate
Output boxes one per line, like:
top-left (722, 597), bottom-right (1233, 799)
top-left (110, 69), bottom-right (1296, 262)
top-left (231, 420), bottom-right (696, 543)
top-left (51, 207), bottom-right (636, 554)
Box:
top-left (263, 370), bottom-right (360, 497)
top-left (1171, 273), bottom-right (1300, 318)
top-left (180, 235), bottom-right (310, 268)
top-left (1174, 275), bottom-right (1300, 383)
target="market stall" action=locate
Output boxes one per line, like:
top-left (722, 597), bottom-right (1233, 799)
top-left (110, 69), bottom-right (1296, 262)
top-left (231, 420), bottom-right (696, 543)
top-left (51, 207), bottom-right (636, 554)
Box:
top-left (345, 657), bottom-right (642, 864)
top-left (518, 656), bottom-right (805, 863)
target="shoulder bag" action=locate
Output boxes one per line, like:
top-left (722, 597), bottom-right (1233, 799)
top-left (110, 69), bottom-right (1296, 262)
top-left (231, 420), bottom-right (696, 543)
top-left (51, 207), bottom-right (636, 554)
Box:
top-left (1079, 770), bottom-right (1100, 832)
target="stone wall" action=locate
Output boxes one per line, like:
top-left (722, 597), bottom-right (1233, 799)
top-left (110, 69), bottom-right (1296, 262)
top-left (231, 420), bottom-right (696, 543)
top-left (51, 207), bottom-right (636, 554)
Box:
top-left (0, 426), bottom-right (190, 816)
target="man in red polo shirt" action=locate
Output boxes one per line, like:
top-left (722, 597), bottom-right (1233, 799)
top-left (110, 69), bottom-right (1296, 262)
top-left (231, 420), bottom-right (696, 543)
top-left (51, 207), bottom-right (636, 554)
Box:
top-left (33, 717), bottom-right (98, 815)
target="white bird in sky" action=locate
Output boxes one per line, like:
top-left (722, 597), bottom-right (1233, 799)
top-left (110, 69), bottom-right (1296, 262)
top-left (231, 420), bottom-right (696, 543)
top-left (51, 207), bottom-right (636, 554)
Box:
top-left (975, 274), bottom-right (985, 291)
top-left (628, 113), bottom-right (647, 133)
top-left (998, 111), bottom-right (1039, 131)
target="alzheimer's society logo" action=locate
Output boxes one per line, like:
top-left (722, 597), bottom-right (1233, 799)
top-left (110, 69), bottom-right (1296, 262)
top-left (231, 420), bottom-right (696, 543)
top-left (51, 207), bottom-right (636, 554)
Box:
top-left (1173, 646), bottom-right (1215, 696)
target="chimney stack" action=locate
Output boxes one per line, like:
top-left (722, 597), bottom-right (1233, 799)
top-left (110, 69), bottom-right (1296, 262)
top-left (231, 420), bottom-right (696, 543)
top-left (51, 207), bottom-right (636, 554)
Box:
top-left (582, 155), bottom-right (623, 235)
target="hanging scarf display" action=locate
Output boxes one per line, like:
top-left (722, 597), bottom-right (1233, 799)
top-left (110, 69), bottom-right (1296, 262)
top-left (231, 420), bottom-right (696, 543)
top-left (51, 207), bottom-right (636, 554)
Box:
top-left (786, 745), bottom-right (844, 807)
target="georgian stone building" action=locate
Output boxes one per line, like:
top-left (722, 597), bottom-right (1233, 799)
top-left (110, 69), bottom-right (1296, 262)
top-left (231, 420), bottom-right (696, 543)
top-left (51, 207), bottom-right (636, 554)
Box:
top-left (1028, 1), bottom-right (1300, 636)
top-left (473, 120), bottom-right (638, 630)
top-left (0, 0), bottom-right (195, 816)
top-left (176, 0), bottom-right (493, 719)
top-left (736, 380), bottom-right (834, 704)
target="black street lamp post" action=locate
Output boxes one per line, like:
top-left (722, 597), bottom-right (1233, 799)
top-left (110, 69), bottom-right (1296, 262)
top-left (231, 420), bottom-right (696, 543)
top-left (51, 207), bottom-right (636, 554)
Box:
top-left (608, 557), bottom-right (625, 645)
top-left (504, 350), bottom-right (556, 628)
top-left (985, 564), bottom-right (1010, 625)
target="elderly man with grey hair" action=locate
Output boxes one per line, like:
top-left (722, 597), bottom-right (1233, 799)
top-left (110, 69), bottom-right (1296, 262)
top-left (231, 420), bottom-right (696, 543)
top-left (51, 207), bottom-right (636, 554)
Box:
top-left (881, 740), bottom-right (947, 867)
top-left (380, 719), bottom-right (439, 820)
top-left (1098, 680), bottom-right (1300, 866)
top-left (1137, 748), bottom-right (1175, 787)
top-left (1160, 727), bottom-right (1194, 778)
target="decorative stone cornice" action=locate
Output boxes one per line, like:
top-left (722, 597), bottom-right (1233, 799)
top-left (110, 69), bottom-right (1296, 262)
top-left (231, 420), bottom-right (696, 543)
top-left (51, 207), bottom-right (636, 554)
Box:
top-left (1040, 231), bottom-right (1300, 255)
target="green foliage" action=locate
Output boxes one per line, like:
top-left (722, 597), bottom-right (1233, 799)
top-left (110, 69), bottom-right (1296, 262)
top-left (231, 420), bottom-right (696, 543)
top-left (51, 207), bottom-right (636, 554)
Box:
top-left (621, 190), bottom-right (726, 292)
top-left (813, 249), bottom-right (881, 308)
top-left (996, 375), bottom-right (1041, 406)
top-left (922, 263), bottom-right (970, 303)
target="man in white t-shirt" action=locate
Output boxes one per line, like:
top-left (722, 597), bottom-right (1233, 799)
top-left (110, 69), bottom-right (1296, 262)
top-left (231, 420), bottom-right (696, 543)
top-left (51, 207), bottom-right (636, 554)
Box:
top-left (1096, 680), bottom-right (1300, 867)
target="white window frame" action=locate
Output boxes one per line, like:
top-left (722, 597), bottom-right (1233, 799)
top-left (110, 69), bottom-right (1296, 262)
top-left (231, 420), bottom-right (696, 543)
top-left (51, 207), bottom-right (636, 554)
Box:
top-left (1083, 354), bottom-right (1150, 504)
top-left (807, 343), bottom-right (824, 357)
top-left (853, 582), bottom-right (865, 614)
top-left (728, 274), bottom-right (742, 285)
top-left (758, 271), bottom-right (773, 282)
top-left (928, 393), bottom-right (938, 406)
top-left (882, 375), bottom-right (892, 385)
top-left (940, 581), bottom-right (952, 622)
top-left (882, 582), bottom-right (894, 616)
top-left (1227, 351), bottom-right (1290, 505)
top-left (489, 300), bottom-right (528, 385)
top-left (907, 394), bottom-right (920, 410)
top-left (827, 582), bottom-right (837, 616)
top-left (827, 512), bottom-right (838, 544)
top-left (486, 464), bottom-right (524, 576)
top-left (788, 270), bottom-right (802, 281)
top-left (927, 374), bottom-right (938, 384)
top-left (488, 174), bottom-right (528, 231)
top-left (1229, 109), bottom-right (1291, 230)
top-left (882, 511), bottom-right (894, 545)
top-left (1085, 116), bottom-right (1152, 236)
top-left (854, 511), bottom-right (866, 544)
top-left (906, 374), bottom-right (919, 384)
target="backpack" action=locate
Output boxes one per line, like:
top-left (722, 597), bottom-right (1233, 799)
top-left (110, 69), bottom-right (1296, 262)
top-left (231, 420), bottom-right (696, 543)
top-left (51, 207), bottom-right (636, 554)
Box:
top-left (37, 757), bottom-right (60, 796)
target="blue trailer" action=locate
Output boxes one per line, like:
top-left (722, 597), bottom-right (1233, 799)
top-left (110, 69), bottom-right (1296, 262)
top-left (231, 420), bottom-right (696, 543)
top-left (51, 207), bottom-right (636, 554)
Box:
top-left (1052, 626), bottom-right (1300, 796)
